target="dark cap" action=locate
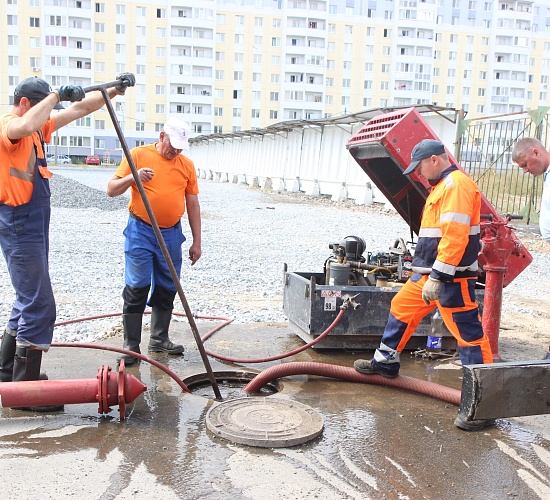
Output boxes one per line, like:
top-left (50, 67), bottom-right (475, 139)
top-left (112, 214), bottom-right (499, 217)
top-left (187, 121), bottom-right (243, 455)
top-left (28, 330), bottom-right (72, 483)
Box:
top-left (403, 139), bottom-right (446, 175)
top-left (14, 77), bottom-right (57, 105)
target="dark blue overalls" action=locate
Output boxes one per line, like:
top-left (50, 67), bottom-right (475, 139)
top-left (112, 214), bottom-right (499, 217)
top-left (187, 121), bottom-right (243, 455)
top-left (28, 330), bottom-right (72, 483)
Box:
top-left (0, 139), bottom-right (55, 350)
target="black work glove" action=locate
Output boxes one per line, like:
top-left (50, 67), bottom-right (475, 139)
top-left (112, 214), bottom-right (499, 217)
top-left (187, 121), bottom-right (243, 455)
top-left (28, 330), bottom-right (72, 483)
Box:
top-left (116, 72), bottom-right (136, 94)
top-left (57, 85), bottom-right (85, 102)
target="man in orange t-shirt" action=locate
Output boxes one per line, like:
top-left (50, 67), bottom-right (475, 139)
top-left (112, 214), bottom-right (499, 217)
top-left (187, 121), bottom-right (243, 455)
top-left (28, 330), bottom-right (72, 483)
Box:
top-left (107, 118), bottom-right (202, 365)
top-left (0, 75), bottom-right (135, 410)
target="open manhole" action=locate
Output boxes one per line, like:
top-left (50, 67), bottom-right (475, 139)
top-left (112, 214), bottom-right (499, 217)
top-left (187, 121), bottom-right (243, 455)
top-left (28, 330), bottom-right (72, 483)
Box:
top-left (183, 370), bottom-right (283, 400)
top-left (206, 397), bottom-right (324, 448)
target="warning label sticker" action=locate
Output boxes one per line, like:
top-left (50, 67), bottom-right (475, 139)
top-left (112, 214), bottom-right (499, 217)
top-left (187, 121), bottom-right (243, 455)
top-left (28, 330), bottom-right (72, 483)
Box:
top-left (321, 290), bottom-right (342, 297)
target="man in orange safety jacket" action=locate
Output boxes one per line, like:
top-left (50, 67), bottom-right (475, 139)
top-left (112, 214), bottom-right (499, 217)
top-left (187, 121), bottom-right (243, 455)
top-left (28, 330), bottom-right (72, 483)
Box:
top-left (353, 139), bottom-right (494, 431)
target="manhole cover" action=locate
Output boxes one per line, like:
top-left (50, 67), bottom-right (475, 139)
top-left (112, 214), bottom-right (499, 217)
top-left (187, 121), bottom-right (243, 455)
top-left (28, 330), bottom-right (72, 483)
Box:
top-left (206, 397), bottom-right (324, 448)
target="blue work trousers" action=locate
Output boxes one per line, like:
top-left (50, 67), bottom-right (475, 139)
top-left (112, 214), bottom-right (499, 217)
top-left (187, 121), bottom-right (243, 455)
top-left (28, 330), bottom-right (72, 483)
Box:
top-left (0, 167), bottom-right (54, 350)
top-left (123, 215), bottom-right (185, 299)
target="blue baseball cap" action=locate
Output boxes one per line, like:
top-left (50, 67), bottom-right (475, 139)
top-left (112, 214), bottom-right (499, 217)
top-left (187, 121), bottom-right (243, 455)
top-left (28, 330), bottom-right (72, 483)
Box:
top-left (403, 139), bottom-right (446, 175)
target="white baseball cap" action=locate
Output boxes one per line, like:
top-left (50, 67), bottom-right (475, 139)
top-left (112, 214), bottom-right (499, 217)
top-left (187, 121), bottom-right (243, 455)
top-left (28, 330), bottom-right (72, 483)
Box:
top-left (163, 118), bottom-right (190, 150)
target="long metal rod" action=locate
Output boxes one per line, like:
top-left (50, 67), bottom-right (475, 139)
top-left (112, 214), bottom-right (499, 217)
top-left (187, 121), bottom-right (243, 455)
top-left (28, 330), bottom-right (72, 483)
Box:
top-left (95, 85), bottom-right (222, 400)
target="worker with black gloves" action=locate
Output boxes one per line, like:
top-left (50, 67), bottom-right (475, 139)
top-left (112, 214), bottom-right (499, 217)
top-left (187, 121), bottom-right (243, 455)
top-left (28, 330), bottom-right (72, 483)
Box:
top-left (0, 73), bottom-right (135, 412)
top-left (353, 139), bottom-right (493, 431)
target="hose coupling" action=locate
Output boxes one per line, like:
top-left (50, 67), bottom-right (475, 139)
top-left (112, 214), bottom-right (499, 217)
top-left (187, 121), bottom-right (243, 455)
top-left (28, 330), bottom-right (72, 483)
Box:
top-left (341, 294), bottom-right (361, 311)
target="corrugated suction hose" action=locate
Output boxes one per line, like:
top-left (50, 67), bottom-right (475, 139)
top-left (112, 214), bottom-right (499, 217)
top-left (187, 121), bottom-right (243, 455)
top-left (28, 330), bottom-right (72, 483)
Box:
top-left (244, 361), bottom-right (461, 406)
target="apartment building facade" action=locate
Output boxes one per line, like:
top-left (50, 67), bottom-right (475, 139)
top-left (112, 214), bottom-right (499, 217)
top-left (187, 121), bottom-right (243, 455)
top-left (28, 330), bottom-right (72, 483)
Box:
top-left (1, 0), bottom-right (550, 160)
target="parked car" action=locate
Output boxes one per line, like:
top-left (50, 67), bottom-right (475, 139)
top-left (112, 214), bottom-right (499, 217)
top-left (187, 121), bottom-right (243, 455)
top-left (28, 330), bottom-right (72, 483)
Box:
top-left (86, 154), bottom-right (101, 165)
top-left (46, 155), bottom-right (72, 164)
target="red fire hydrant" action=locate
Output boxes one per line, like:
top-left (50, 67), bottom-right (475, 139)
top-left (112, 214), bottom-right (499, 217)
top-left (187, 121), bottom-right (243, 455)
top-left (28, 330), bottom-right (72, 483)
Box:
top-left (478, 217), bottom-right (524, 361)
top-left (0, 361), bottom-right (146, 419)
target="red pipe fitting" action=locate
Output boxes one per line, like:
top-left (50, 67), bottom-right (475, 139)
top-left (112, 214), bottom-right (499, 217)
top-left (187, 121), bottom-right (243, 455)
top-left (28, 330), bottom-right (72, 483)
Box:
top-left (478, 219), bottom-right (523, 360)
top-left (0, 361), bottom-right (146, 419)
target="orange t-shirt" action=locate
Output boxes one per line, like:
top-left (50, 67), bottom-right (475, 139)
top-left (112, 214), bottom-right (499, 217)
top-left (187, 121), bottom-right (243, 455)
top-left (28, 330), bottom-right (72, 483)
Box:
top-left (115, 143), bottom-right (199, 228)
top-left (0, 114), bottom-right (55, 206)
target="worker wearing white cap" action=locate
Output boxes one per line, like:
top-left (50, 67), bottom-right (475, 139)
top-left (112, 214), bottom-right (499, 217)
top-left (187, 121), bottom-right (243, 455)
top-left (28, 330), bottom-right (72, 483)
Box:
top-left (107, 118), bottom-right (201, 365)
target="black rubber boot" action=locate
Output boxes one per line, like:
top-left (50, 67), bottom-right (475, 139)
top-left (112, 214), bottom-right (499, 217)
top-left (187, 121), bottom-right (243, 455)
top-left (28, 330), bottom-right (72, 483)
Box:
top-left (148, 308), bottom-right (184, 354)
top-left (117, 313), bottom-right (143, 366)
top-left (11, 347), bottom-right (63, 412)
top-left (0, 328), bottom-right (17, 382)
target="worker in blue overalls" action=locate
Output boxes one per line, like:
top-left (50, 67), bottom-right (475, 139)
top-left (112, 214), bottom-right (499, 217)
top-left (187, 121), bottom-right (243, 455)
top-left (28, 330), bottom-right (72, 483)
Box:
top-left (0, 74), bottom-right (134, 411)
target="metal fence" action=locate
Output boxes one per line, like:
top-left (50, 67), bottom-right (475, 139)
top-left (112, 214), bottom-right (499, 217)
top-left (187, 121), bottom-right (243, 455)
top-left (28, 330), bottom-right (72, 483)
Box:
top-left (457, 107), bottom-right (549, 224)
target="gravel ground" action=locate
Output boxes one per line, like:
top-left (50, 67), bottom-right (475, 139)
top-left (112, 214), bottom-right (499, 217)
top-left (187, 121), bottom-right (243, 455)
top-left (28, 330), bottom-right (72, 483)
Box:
top-left (0, 167), bottom-right (549, 347)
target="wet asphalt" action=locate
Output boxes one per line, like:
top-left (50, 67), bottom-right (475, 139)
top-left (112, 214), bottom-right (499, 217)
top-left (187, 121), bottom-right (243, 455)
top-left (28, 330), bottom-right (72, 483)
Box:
top-left (1, 320), bottom-right (549, 499)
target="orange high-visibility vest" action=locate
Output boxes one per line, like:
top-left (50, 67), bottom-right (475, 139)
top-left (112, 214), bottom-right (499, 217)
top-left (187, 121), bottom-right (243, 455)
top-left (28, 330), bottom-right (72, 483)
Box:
top-left (0, 114), bottom-right (55, 207)
top-left (412, 166), bottom-right (481, 281)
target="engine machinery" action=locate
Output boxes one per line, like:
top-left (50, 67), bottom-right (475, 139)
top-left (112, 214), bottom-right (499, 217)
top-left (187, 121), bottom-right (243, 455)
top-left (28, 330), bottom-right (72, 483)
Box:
top-left (324, 235), bottom-right (413, 288)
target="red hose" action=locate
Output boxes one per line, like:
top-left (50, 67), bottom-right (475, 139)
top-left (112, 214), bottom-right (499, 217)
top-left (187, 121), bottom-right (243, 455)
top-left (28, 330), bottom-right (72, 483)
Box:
top-left (201, 309), bottom-right (346, 364)
top-left (244, 362), bottom-right (462, 406)
top-left (52, 342), bottom-right (191, 393)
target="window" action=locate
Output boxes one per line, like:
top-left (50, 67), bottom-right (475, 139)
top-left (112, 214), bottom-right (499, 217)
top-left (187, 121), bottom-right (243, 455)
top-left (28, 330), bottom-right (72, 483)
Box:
top-left (272, 55), bottom-right (280, 65)
top-left (8, 35), bottom-right (18, 46)
top-left (137, 6), bottom-right (146, 16)
top-left (156, 47), bottom-right (166, 57)
top-left (156, 85), bottom-right (165, 95)
top-left (342, 79), bottom-right (351, 87)
top-left (214, 107), bottom-right (223, 116)
top-left (30, 17), bottom-right (40, 27)
top-left (251, 109), bottom-right (260, 118)
top-left (234, 71), bottom-right (243, 81)
top-left (235, 53), bottom-right (243, 63)
top-left (270, 92), bottom-right (279, 101)
top-left (214, 126), bottom-right (223, 133)
top-left (269, 110), bottom-right (278, 119)
top-left (95, 2), bottom-right (104, 13)
top-left (136, 122), bottom-right (145, 132)
top-left (95, 42), bottom-right (105, 52)
top-left (116, 24), bottom-right (125, 35)
top-left (215, 70), bottom-right (224, 80)
top-left (69, 136), bottom-right (91, 147)
top-left (216, 33), bottom-right (225, 43)
top-left (233, 108), bottom-right (242, 117)
top-left (116, 4), bottom-right (125, 14)
top-left (216, 52), bottom-right (225, 62)
top-left (272, 37), bottom-right (280, 47)
top-left (157, 8), bottom-right (166, 18)
top-left (271, 74), bottom-right (279, 83)
top-left (116, 44), bottom-right (125, 54)
top-left (95, 23), bottom-right (105, 33)
top-left (95, 120), bottom-right (105, 129)
top-left (156, 104), bottom-right (165, 114)
top-left (252, 73), bottom-right (261, 82)
top-left (136, 103), bottom-right (145, 113)
top-left (136, 46), bottom-right (146, 56)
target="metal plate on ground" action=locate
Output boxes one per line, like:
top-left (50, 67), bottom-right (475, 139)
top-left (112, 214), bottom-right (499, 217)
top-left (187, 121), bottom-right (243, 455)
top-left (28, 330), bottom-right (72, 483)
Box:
top-left (206, 397), bottom-right (324, 448)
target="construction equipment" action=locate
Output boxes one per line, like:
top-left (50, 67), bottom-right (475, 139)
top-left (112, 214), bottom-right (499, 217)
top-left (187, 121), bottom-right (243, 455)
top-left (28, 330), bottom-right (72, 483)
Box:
top-left (284, 107), bottom-right (532, 355)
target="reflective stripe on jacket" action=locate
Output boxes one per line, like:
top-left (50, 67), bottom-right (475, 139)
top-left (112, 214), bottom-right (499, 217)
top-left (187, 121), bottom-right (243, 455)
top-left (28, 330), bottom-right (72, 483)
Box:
top-left (411, 165), bottom-right (481, 282)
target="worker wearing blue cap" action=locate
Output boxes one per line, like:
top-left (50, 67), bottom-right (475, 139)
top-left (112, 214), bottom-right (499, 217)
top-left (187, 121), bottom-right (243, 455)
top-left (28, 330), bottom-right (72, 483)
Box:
top-left (354, 139), bottom-right (494, 431)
